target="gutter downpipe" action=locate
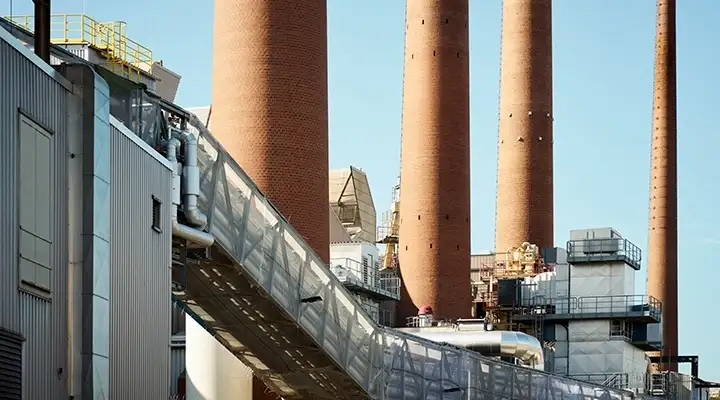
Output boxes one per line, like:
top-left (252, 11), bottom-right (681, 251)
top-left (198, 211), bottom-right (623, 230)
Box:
top-left (166, 137), bottom-right (214, 247)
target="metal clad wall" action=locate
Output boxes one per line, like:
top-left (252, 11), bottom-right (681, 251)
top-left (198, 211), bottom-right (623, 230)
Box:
top-left (109, 123), bottom-right (172, 399)
top-left (169, 344), bottom-right (186, 394)
top-left (0, 37), bottom-right (69, 399)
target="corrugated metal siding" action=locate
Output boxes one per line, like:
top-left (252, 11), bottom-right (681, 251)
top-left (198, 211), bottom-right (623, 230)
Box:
top-left (169, 344), bottom-right (186, 394)
top-left (0, 37), bottom-right (70, 399)
top-left (109, 123), bottom-right (172, 399)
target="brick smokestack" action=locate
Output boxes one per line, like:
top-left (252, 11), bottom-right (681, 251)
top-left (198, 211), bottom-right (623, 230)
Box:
top-left (210, 1), bottom-right (329, 397)
top-left (396, 0), bottom-right (471, 324)
top-left (647, 0), bottom-right (678, 372)
top-left (210, 0), bottom-right (329, 263)
top-left (494, 0), bottom-right (554, 253)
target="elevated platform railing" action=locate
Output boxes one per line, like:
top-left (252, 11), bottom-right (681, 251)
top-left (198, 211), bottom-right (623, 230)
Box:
top-left (329, 257), bottom-right (400, 300)
top-left (566, 238), bottom-right (642, 270)
top-left (514, 294), bottom-right (662, 323)
top-left (3, 14), bottom-right (153, 82)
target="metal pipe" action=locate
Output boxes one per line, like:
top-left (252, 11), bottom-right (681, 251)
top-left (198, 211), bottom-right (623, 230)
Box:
top-left (33, 0), bottom-right (50, 62)
top-left (171, 128), bottom-right (209, 229)
top-left (398, 328), bottom-right (544, 370)
top-left (166, 137), bottom-right (214, 247)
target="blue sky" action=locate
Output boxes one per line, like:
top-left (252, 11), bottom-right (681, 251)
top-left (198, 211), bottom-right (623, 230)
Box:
top-left (5, 0), bottom-right (719, 380)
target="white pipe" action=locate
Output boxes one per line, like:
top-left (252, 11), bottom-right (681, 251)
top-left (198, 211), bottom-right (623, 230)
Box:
top-left (166, 137), bottom-right (214, 247)
top-left (398, 328), bottom-right (545, 371)
top-left (171, 128), bottom-right (208, 229)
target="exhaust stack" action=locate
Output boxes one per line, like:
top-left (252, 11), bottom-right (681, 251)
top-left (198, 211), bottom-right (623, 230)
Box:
top-left (646, 0), bottom-right (678, 372)
top-left (396, 0), bottom-right (471, 324)
top-left (210, 0), bottom-right (330, 263)
top-left (494, 0), bottom-right (554, 252)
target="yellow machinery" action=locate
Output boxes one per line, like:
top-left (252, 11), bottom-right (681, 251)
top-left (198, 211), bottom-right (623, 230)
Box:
top-left (377, 183), bottom-right (400, 270)
top-left (4, 14), bottom-right (152, 82)
top-left (473, 243), bottom-right (550, 333)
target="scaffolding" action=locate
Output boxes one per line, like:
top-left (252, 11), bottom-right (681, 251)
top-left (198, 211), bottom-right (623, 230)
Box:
top-left (3, 14), bottom-right (153, 82)
top-left (376, 182), bottom-right (400, 271)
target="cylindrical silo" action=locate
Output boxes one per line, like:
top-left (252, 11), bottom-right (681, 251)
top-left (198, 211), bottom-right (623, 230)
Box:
top-left (210, 0), bottom-right (330, 263)
top-left (397, 0), bottom-right (471, 324)
top-left (647, 0), bottom-right (678, 372)
top-left (209, 1), bottom-right (329, 399)
top-left (494, 0), bottom-right (554, 253)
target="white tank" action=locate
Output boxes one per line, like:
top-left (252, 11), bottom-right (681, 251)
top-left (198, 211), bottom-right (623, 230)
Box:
top-left (185, 315), bottom-right (253, 399)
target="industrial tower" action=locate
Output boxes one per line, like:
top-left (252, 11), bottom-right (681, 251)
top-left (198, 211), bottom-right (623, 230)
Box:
top-left (210, 0), bottom-right (330, 398)
top-left (495, 0), bottom-right (554, 252)
top-left (647, 0), bottom-right (678, 372)
top-left (210, 0), bottom-right (330, 263)
top-left (397, 0), bottom-right (471, 324)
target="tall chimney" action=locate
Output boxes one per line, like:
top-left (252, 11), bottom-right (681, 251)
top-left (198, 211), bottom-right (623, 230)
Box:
top-left (396, 0), bottom-right (471, 324)
top-left (647, 0), bottom-right (678, 372)
top-left (210, 0), bottom-right (329, 263)
top-left (210, 2), bottom-right (329, 398)
top-left (494, 0), bottom-right (554, 253)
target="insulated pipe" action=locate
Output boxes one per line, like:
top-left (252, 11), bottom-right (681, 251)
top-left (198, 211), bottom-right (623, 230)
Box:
top-left (171, 128), bottom-right (209, 229)
top-left (166, 137), bottom-right (214, 247)
top-left (398, 329), bottom-right (544, 370)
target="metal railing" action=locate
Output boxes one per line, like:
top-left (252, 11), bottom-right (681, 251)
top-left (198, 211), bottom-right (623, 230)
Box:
top-left (520, 294), bottom-right (662, 321)
top-left (330, 257), bottom-right (400, 300)
top-left (3, 14), bottom-right (152, 81)
top-left (566, 238), bottom-right (642, 270)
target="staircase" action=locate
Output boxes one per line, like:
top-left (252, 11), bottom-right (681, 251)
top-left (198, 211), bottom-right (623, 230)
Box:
top-left (170, 113), bottom-right (644, 400)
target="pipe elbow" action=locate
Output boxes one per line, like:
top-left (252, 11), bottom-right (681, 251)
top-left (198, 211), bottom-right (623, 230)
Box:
top-left (184, 207), bottom-right (208, 229)
top-left (172, 218), bottom-right (214, 247)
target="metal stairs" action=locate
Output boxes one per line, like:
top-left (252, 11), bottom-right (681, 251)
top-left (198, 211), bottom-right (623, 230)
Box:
top-left (170, 114), bottom-right (644, 400)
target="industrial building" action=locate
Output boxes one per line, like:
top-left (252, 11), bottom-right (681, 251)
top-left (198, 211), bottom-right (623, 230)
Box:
top-left (0, 0), bottom-right (714, 399)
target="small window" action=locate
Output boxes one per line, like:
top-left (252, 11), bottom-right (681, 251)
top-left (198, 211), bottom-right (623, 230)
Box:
top-left (152, 196), bottom-right (162, 233)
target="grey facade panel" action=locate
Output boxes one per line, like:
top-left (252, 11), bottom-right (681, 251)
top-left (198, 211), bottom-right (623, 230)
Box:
top-left (169, 342), bottom-right (186, 395)
top-left (0, 36), bottom-right (70, 400)
top-left (109, 121), bottom-right (172, 399)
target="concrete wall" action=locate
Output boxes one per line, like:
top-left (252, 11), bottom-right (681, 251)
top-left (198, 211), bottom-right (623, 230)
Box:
top-left (0, 27), bottom-right (72, 400)
top-left (108, 117), bottom-right (173, 399)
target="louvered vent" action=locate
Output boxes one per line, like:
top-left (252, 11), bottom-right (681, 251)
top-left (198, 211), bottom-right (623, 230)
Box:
top-left (0, 329), bottom-right (23, 400)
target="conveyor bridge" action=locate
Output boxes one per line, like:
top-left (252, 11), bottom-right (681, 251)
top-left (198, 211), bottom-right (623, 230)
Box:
top-left (170, 112), bottom-right (643, 400)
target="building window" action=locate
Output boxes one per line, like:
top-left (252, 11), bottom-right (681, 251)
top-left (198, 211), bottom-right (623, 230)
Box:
top-left (18, 114), bottom-right (53, 297)
top-left (152, 196), bottom-right (162, 233)
top-left (0, 329), bottom-right (24, 399)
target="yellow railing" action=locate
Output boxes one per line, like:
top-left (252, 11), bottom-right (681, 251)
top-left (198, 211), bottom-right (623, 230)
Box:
top-left (4, 14), bottom-right (153, 82)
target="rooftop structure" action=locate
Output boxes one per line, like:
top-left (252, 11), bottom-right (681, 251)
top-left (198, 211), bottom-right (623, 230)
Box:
top-left (329, 167), bottom-right (377, 243)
